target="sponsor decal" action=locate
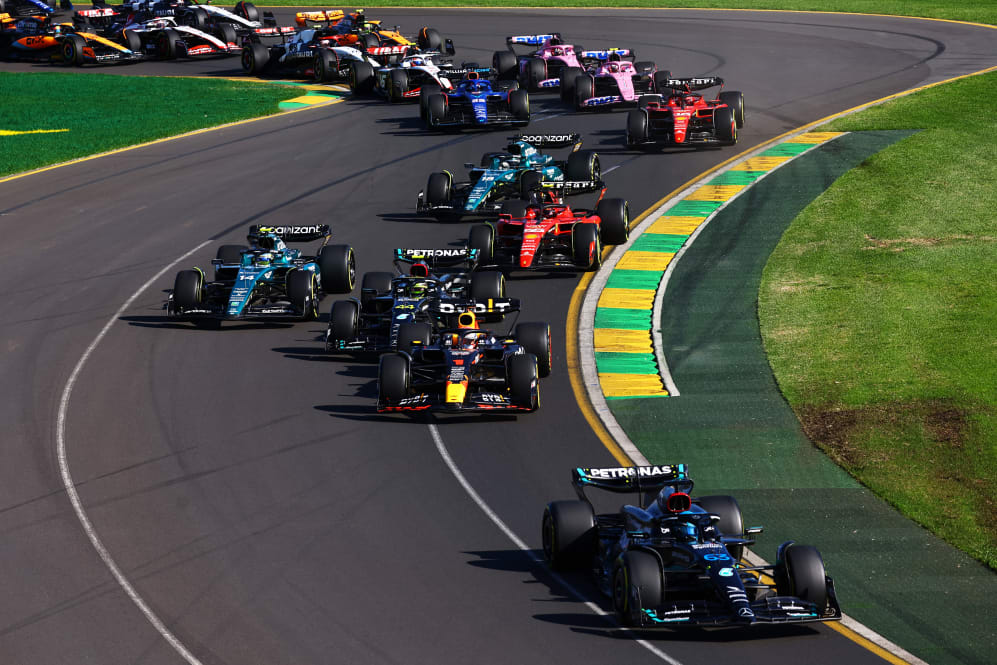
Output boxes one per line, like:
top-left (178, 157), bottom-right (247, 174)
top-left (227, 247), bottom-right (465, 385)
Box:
top-left (435, 302), bottom-right (512, 314)
top-left (538, 79), bottom-right (560, 88)
top-left (726, 586), bottom-right (749, 604)
top-left (257, 225), bottom-right (325, 236)
top-left (478, 393), bottom-right (508, 403)
top-left (401, 248), bottom-right (468, 257)
top-left (398, 394), bottom-right (428, 405)
top-left (718, 567), bottom-right (734, 577)
top-left (581, 465), bottom-right (675, 479)
top-left (519, 135), bottom-right (574, 143)
top-left (448, 367), bottom-right (466, 381)
top-left (582, 95), bottom-right (621, 107)
top-left (738, 607), bottom-right (755, 618)
top-left (703, 553), bottom-right (731, 561)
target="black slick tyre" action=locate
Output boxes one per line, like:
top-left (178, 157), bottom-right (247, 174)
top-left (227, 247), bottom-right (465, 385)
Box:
top-left (714, 106), bottom-right (737, 145)
top-left (314, 49), bottom-right (337, 83)
top-left (122, 29), bottom-right (142, 53)
top-left (234, 1), bottom-right (258, 22)
top-left (633, 60), bottom-right (655, 75)
top-left (515, 322), bottom-right (551, 377)
top-left (596, 198), bottom-right (629, 246)
top-left (184, 7), bottom-right (207, 29)
top-left (417, 27), bottom-right (441, 51)
top-left (214, 244), bottom-right (247, 280)
top-left (419, 82), bottom-right (441, 120)
top-left (378, 352), bottom-right (410, 405)
top-left (317, 244), bottom-right (355, 294)
top-left (360, 271), bottom-right (393, 296)
top-left (565, 149), bottom-right (599, 181)
top-left (173, 269), bottom-right (203, 310)
top-left (613, 550), bottom-right (662, 626)
top-left (719, 90), bottom-right (745, 128)
top-left (500, 200), bottom-right (529, 219)
top-left (349, 60), bottom-right (374, 93)
top-left (425, 172), bottom-right (451, 206)
top-left (697, 495), bottom-right (745, 561)
top-left (518, 169), bottom-right (542, 198)
top-left (468, 224), bottom-right (494, 263)
top-left (396, 322), bottom-right (431, 354)
top-left (62, 34), bottom-right (86, 66)
top-left (509, 89), bottom-right (530, 123)
top-left (558, 67), bottom-right (583, 104)
top-left (327, 299), bottom-right (359, 346)
top-left (572, 222), bottom-right (601, 269)
top-left (287, 269), bottom-right (318, 319)
top-left (356, 32), bottom-right (379, 50)
top-left (242, 42), bottom-right (268, 72)
top-left (425, 94), bottom-right (446, 129)
top-left (508, 353), bottom-right (538, 410)
top-left (492, 49), bottom-right (517, 80)
top-left (469, 270), bottom-right (505, 301)
top-left (574, 75), bottom-right (594, 111)
top-left (778, 545), bottom-right (828, 610)
top-left (523, 57), bottom-right (545, 91)
top-left (388, 69), bottom-right (409, 102)
top-left (542, 500), bottom-right (595, 570)
top-left (653, 69), bottom-right (673, 92)
top-left (626, 109), bottom-right (648, 147)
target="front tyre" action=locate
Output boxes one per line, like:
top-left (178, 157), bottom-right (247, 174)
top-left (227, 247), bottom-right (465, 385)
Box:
top-left (287, 269), bottom-right (318, 320)
top-left (572, 222), bottom-right (601, 270)
top-left (173, 269), bottom-right (204, 310)
top-left (613, 550), bottom-right (662, 626)
top-left (378, 352), bottom-right (411, 406)
top-left (507, 353), bottom-right (538, 411)
top-left (778, 545), bottom-right (828, 611)
top-left (327, 299), bottom-right (359, 348)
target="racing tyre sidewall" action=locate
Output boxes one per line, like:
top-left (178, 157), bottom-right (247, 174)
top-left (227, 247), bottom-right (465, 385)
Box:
top-left (514, 322), bottom-right (551, 378)
top-left (596, 198), bottom-right (629, 246)
top-left (317, 244), bottom-right (356, 294)
top-left (378, 353), bottom-right (411, 405)
top-left (542, 500), bottom-right (595, 570)
top-left (507, 353), bottom-right (538, 410)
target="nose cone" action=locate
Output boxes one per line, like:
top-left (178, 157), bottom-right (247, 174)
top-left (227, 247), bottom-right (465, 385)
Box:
top-left (445, 381), bottom-right (468, 404)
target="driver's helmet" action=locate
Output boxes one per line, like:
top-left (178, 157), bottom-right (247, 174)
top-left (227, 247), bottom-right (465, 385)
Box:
top-left (467, 80), bottom-right (487, 93)
top-left (409, 280), bottom-right (430, 299)
top-left (52, 24), bottom-right (64, 35)
top-left (457, 311), bottom-right (477, 330)
top-left (460, 331), bottom-right (485, 349)
top-left (256, 252), bottom-right (274, 267)
top-left (409, 57), bottom-right (424, 67)
top-left (550, 47), bottom-right (563, 56)
top-left (608, 62), bottom-right (620, 73)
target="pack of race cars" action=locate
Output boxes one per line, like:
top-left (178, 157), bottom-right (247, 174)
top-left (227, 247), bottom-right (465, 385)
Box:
top-left (14, 6), bottom-right (839, 634)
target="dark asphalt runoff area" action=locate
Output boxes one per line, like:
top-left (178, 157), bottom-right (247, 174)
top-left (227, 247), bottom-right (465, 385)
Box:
top-left (1, 8), bottom-right (995, 665)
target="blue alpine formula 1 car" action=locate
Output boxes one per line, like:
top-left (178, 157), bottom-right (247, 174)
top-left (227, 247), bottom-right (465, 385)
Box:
top-left (416, 133), bottom-right (601, 220)
top-left (167, 225), bottom-right (355, 325)
top-left (543, 464), bottom-right (843, 628)
top-left (423, 73), bottom-right (529, 130)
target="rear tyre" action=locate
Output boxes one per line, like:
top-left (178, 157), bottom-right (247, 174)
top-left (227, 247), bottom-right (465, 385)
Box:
top-left (613, 550), bottom-right (663, 626)
top-left (508, 353), bottom-right (539, 410)
top-left (778, 545), bottom-right (828, 611)
top-left (425, 172), bottom-right (451, 206)
top-left (492, 49), bottom-right (517, 80)
top-left (416, 26), bottom-right (441, 51)
top-left (396, 322), bottom-right (432, 354)
top-left (596, 198), bottom-right (629, 246)
top-left (468, 224), bottom-right (494, 263)
top-left (714, 106), bottom-right (737, 145)
top-left (214, 244), bottom-right (247, 280)
top-left (317, 244), bottom-right (355, 294)
top-left (572, 222), bottom-right (601, 270)
top-left (509, 89), bottom-right (530, 123)
top-left (349, 60), bottom-right (375, 93)
top-left (469, 270), bottom-right (505, 301)
top-left (523, 57), bottom-right (545, 91)
top-left (314, 49), bottom-right (337, 83)
top-left (542, 500), bottom-right (596, 570)
top-left (327, 300), bottom-right (359, 346)
top-left (574, 75), bottom-right (594, 111)
top-left (697, 495), bottom-right (745, 561)
top-left (565, 149), bottom-right (599, 182)
top-left (378, 352), bottom-right (411, 405)
top-left (173, 269), bottom-right (203, 310)
top-left (388, 69), bottom-right (409, 103)
top-left (287, 269), bottom-right (318, 320)
top-left (626, 109), bottom-right (648, 147)
top-left (558, 67), bottom-right (583, 104)
top-left (241, 42), bottom-right (268, 72)
top-left (653, 69), bottom-right (673, 92)
top-left (719, 90), bottom-right (745, 128)
top-left (234, 1), bottom-right (259, 22)
top-left (515, 322), bottom-right (551, 377)
top-left (62, 34), bottom-right (86, 66)
top-left (184, 7), bottom-right (207, 30)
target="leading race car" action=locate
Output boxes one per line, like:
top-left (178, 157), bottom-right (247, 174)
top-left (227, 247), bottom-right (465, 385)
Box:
top-left (468, 182), bottom-right (630, 272)
top-left (492, 32), bottom-right (639, 93)
top-left (0, 14), bottom-right (143, 64)
top-left (626, 76), bottom-right (745, 150)
top-left (416, 133), bottom-right (601, 220)
top-left (325, 247), bottom-right (513, 355)
top-left (377, 309), bottom-right (550, 413)
top-left (74, 8), bottom-right (238, 58)
top-left (167, 225), bottom-right (355, 325)
top-left (542, 464), bottom-right (843, 627)
top-left (423, 73), bottom-right (529, 131)
top-left (293, 8), bottom-right (442, 51)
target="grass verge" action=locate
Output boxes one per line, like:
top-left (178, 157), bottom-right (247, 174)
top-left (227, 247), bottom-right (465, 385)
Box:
top-left (256, 0), bottom-right (997, 25)
top-left (0, 72), bottom-right (293, 178)
top-left (758, 70), bottom-right (997, 568)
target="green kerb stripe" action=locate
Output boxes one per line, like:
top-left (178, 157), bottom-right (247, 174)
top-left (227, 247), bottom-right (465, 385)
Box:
top-left (630, 234), bottom-right (686, 253)
top-left (594, 308), bottom-right (651, 330)
top-left (595, 352), bottom-right (659, 374)
top-left (760, 143), bottom-right (813, 157)
top-left (667, 200), bottom-right (724, 216)
top-left (606, 270), bottom-right (662, 289)
top-left (708, 171), bottom-right (767, 185)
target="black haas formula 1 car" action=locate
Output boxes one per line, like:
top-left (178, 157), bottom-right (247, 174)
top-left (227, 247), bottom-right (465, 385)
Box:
top-left (626, 76), bottom-right (745, 150)
top-left (377, 309), bottom-right (550, 413)
top-left (326, 247), bottom-right (513, 355)
top-left (468, 181), bottom-right (629, 272)
top-left (543, 464), bottom-right (843, 627)
top-left (167, 225), bottom-right (355, 325)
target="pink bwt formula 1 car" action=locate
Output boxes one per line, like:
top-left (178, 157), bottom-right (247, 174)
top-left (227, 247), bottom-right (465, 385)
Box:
top-left (568, 52), bottom-right (669, 111)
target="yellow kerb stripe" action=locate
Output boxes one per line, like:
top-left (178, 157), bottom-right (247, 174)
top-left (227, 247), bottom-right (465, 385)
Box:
top-left (598, 288), bottom-right (655, 310)
top-left (282, 95), bottom-right (332, 105)
top-left (733, 156), bottom-right (792, 170)
top-left (594, 329), bottom-right (652, 353)
top-left (616, 251), bottom-right (675, 271)
top-left (647, 216), bottom-right (703, 235)
top-left (600, 373), bottom-right (669, 397)
top-left (790, 131), bottom-right (846, 143)
top-left (684, 184), bottom-right (746, 201)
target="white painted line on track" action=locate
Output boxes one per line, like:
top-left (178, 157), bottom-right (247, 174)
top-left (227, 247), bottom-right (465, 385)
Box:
top-left (602, 165), bottom-right (621, 176)
top-left (57, 241), bottom-right (211, 665)
top-left (428, 421), bottom-right (683, 665)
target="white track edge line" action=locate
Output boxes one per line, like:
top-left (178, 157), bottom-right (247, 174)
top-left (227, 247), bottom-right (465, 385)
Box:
top-left (57, 241), bottom-right (211, 665)
top-left (428, 422), bottom-right (682, 665)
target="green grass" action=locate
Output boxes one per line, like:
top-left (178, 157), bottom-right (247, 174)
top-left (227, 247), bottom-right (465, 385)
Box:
top-left (257, 0), bottom-right (997, 25)
top-left (0, 73), bottom-right (292, 177)
top-left (758, 70), bottom-right (997, 568)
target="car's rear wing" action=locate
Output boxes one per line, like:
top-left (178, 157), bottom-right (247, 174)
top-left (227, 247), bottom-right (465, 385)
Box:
top-left (511, 133), bottom-right (582, 150)
top-left (578, 48), bottom-right (635, 62)
top-left (295, 9), bottom-right (344, 26)
top-left (440, 64), bottom-right (492, 80)
top-left (249, 224), bottom-right (331, 243)
top-left (73, 6), bottom-right (118, 27)
top-left (506, 33), bottom-right (560, 48)
top-left (539, 178), bottom-right (606, 196)
top-left (394, 248), bottom-right (480, 270)
top-left (663, 76), bottom-right (725, 91)
top-left (572, 464), bottom-right (689, 499)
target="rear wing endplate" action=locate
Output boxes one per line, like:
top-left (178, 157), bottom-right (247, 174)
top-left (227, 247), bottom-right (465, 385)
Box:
top-left (249, 224), bottom-right (331, 243)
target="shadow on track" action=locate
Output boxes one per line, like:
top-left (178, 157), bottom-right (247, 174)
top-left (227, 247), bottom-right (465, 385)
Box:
top-left (120, 315), bottom-right (293, 331)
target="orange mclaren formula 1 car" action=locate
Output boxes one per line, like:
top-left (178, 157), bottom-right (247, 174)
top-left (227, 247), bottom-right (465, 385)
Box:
top-left (1, 13), bottom-right (143, 64)
top-left (293, 8), bottom-right (442, 52)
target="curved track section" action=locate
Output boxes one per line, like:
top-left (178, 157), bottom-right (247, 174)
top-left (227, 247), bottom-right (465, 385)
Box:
top-left (2, 9), bottom-right (995, 665)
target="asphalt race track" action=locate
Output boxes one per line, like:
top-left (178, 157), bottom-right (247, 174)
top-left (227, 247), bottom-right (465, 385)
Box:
top-left (2, 8), bottom-right (996, 665)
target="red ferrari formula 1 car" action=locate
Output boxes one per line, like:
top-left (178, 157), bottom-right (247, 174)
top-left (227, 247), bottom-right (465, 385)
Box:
top-left (625, 76), bottom-right (744, 150)
top-left (467, 181), bottom-right (629, 272)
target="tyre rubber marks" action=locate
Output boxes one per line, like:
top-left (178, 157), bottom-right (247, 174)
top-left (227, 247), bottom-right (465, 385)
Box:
top-left (593, 131), bottom-right (844, 399)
